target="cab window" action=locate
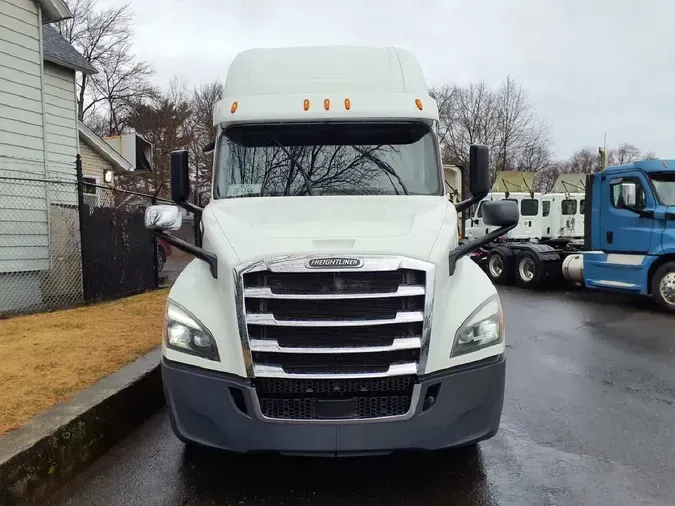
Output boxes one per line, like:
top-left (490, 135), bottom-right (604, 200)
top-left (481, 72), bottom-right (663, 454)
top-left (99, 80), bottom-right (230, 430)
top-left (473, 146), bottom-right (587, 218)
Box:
top-left (520, 198), bottom-right (539, 216)
top-left (561, 199), bottom-right (577, 215)
top-left (609, 177), bottom-right (647, 210)
top-left (580, 199), bottom-right (585, 215)
top-left (542, 201), bottom-right (551, 217)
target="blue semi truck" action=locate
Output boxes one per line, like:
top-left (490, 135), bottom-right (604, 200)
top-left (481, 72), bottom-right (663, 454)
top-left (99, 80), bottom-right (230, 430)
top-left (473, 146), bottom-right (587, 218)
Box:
top-left (473, 159), bottom-right (675, 312)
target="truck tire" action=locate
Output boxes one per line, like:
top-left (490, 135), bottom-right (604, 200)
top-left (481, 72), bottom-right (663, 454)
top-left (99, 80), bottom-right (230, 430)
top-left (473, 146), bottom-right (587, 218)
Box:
top-left (516, 251), bottom-right (544, 288)
top-left (651, 262), bottom-right (675, 312)
top-left (486, 248), bottom-right (514, 285)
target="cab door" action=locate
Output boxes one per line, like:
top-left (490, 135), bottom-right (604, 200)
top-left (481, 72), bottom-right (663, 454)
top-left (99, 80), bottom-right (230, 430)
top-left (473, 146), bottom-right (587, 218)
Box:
top-left (466, 201), bottom-right (495, 239)
top-left (575, 196), bottom-right (585, 237)
top-left (599, 172), bottom-right (655, 253)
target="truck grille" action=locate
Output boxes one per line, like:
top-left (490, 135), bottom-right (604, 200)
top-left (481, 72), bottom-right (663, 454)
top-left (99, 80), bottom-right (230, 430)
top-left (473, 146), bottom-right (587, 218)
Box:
top-left (236, 256), bottom-right (434, 421)
top-left (256, 377), bottom-right (415, 420)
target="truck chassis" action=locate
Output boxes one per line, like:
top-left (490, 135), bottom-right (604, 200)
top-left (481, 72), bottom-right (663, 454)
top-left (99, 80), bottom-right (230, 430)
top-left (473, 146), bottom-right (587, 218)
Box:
top-left (469, 237), bottom-right (586, 288)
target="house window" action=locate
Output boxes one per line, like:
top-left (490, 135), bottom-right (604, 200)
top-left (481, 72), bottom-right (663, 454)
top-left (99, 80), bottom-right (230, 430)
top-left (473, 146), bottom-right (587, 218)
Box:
top-left (561, 199), bottom-right (577, 215)
top-left (542, 200), bottom-right (551, 217)
top-left (83, 176), bottom-right (98, 195)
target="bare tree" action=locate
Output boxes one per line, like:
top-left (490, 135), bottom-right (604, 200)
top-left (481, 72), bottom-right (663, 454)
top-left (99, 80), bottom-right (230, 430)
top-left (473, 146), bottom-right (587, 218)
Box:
top-left (185, 81), bottom-right (224, 204)
top-left (117, 78), bottom-right (192, 198)
top-left (430, 77), bottom-right (552, 196)
top-left (53, 0), bottom-right (155, 134)
top-left (533, 164), bottom-right (561, 193)
top-left (614, 143), bottom-right (642, 164)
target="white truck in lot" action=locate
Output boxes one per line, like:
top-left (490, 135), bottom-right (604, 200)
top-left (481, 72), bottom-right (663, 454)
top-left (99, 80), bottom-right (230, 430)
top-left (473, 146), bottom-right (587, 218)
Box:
top-left (467, 190), bottom-right (587, 241)
top-left (144, 45), bottom-right (518, 455)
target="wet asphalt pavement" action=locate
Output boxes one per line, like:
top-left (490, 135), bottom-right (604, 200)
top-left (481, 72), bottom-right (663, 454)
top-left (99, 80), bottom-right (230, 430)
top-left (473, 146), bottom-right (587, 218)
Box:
top-left (45, 286), bottom-right (675, 505)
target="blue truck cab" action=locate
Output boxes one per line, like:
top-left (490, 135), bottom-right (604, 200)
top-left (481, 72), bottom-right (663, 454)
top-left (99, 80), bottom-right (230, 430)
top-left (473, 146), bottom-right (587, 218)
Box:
top-left (583, 159), bottom-right (675, 310)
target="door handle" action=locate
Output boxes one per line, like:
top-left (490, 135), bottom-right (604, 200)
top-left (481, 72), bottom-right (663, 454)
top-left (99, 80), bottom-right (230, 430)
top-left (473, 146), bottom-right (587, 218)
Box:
top-left (606, 231), bottom-right (614, 244)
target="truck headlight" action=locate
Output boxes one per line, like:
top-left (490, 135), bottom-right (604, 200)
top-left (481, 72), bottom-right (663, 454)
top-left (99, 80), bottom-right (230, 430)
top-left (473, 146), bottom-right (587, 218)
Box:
top-left (451, 294), bottom-right (504, 357)
top-left (164, 300), bottom-right (219, 360)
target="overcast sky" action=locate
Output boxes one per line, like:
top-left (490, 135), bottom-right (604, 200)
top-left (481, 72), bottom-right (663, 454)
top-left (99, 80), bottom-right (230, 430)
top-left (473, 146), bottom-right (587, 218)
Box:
top-left (98, 0), bottom-right (673, 160)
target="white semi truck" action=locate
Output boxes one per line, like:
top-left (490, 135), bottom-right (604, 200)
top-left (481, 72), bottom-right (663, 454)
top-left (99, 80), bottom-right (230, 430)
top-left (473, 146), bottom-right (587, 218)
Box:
top-left (466, 190), bottom-right (586, 242)
top-left (144, 46), bottom-right (519, 455)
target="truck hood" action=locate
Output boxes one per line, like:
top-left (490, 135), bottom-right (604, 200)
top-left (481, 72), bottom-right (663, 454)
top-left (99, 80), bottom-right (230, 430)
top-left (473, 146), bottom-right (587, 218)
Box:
top-left (207, 196), bottom-right (450, 261)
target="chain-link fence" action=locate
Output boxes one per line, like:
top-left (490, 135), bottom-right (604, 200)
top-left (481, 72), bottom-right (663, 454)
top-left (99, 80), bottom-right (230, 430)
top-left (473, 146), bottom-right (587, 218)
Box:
top-left (0, 174), bottom-right (84, 315)
top-left (0, 157), bottom-right (162, 316)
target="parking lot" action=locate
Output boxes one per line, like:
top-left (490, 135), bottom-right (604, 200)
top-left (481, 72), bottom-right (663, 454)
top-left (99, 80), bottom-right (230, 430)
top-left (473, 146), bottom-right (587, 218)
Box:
top-left (45, 286), bottom-right (675, 506)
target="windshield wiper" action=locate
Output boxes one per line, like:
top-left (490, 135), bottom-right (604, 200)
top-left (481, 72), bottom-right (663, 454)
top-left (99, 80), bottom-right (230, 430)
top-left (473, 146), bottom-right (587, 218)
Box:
top-left (274, 141), bottom-right (314, 196)
top-left (353, 146), bottom-right (409, 195)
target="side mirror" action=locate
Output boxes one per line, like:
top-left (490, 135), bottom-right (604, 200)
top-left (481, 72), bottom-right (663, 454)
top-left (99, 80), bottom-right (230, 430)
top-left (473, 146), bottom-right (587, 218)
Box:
top-left (202, 140), bottom-right (215, 155)
top-left (170, 150), bottom-right (190, 203)
top-left (469, 144), bottom-right (490, 198)
top-left (482, 200), bottom-right (519, 227)
top-left (145, 204), bottom-right (182, 231)
top-left (621, 182), bottom-right (637, 208)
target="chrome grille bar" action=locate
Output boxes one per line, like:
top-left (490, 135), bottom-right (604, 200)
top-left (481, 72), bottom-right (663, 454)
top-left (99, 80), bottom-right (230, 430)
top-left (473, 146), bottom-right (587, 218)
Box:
top-left (246, 311), bottom-right (424, 327)
top-left (253, 362), bottom-right (419, 379)
top-left (250, 336), bottom-right (422, 354)
top-left (244, 285), bottom-right (426, 300)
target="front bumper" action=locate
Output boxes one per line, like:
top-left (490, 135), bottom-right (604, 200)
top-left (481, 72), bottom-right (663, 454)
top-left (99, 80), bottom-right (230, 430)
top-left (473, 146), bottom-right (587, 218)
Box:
top-left (161, 354), bottom-right (505, 456)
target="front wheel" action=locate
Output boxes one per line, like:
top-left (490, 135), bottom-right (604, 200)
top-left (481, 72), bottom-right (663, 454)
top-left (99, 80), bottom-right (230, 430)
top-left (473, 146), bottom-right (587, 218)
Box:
top-left (651, 262), bottom-right (675, 312)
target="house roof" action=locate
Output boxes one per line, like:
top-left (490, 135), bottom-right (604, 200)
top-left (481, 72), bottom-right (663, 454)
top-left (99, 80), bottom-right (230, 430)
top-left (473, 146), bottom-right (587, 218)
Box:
top-left (42, 25), bottom-right (97, 75)
top-left (78, 121), bottom-right (134, 173)
top-left (38, 0), bottom-right (72, 24)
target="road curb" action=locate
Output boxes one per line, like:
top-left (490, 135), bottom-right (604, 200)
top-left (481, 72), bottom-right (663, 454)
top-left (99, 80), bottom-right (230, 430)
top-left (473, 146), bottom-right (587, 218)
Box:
top-left (0, 348), bottom-right (165, 506)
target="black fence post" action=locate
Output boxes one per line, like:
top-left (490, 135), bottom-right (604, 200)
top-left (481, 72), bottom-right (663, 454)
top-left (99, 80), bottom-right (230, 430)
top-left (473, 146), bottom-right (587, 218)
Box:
top-left (150, 194), bottom-right (159, 288)
top-left (75, 154), bottom-right (90, 302)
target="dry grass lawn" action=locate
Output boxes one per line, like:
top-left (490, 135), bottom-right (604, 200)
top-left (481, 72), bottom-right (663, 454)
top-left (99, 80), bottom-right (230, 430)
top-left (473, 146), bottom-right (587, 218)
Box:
top-left (0, 289), bottom-right (168, 435)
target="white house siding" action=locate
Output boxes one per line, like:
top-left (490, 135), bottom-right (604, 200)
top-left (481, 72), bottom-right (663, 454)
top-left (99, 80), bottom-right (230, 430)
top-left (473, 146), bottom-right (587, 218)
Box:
top-left (41, 62), bottom-right (81, 308)
top-left (0, 0), bottom-right (44, 170)
top-left (79, 141), bottom-right (110, 182)
top-left (0, 0), bottom-right (49, 278)
top-left (44, 62), bottom-right (77, 195)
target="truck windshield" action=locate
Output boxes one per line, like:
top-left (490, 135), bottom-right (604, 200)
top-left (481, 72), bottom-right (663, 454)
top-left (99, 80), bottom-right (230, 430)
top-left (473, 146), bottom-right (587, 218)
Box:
top-left (213, 122), bottom-right (441, 198)
top-left (651, 173), bottom-right (675, 206)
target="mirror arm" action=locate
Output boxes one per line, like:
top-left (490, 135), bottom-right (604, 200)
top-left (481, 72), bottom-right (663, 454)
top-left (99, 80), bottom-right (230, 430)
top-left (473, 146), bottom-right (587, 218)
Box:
top-left (176, 200), bottom-right (203, 217)
top-left (153, 230), bottom-right (217, 278)
top-left (454, 191), bottom-right (488, 213)
top-left (448, 222), bottom-right (517, 276)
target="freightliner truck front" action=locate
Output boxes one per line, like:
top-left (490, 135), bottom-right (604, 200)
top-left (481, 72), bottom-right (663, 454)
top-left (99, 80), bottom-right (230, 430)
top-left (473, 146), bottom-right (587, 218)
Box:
top-left (144, 46), bottom-right (519, 455)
